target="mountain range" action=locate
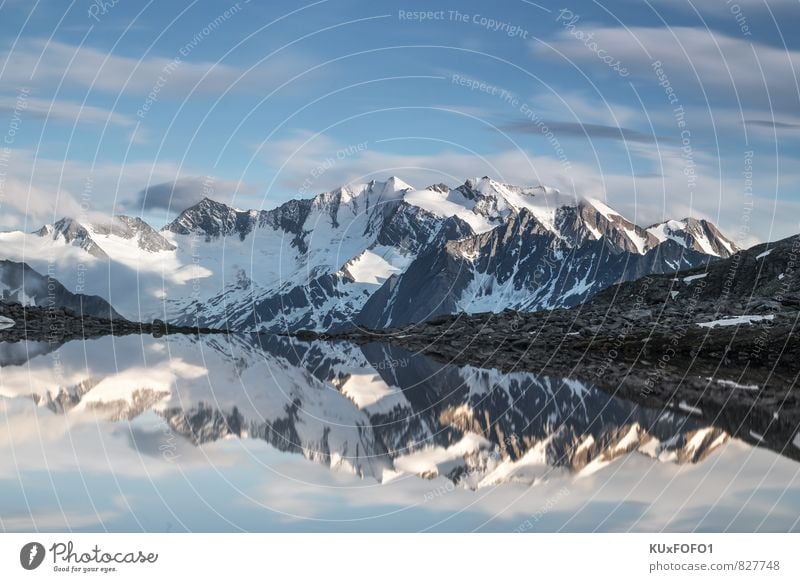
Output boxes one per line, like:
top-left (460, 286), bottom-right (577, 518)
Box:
top-left (0, 177), bottom-right (738, 331)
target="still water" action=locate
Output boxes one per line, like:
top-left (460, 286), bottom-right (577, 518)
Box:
top-left (0, 334), bottom-right (798, 532)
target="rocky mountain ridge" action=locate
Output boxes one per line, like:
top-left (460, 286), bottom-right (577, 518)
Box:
top-left (0, 176), bottom-right (739, 332)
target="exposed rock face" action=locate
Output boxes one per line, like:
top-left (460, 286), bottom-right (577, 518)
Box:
top-left (356, 206), bottom-right (720, 328)
top-left (159, 177), bottom-right (736, 331)
top-left (647, 217), bottom-right (737, 258)
top-left (7, 176), bottom-right (738, 332)
top-left (35, 215), bottom-right (175, 253)
top-left (35, 218), bottom-right (108, 258)
top-left (93, 215), bottom-right (176, 251)
top-left (163, 197), bottom-right (276, 240)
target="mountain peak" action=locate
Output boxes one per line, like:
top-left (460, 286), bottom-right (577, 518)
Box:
top-left (34, 215), bottom-right (175, 255)
top-left (35, 217), bottom-right (108, 258)
top-left (384, 176), bottom-right (413, 191)
top-left (163, 196), bottom-right (263, 239)
top-left (646, 217), bottom-right (739, 258)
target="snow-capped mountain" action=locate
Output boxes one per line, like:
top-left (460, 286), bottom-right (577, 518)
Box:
top-left (646, 217), bottom-right (737, 258)
top-left (11, 333), bottom-right (738, 486)
top-left (34, 215), bottom-right (175, 257)
top-left (161, 176), bottom-right (737, 331)
top-left (0, 213), bottom-right (202, 318)
top-left (0, 176), bottom-right (738, 330)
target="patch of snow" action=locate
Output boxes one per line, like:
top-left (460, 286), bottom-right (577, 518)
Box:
top-left (577, 455), bottom-right (612, 478)
top-left (755, 249), bottom-right (773, 260)
top-left (638, 437), bottom-right (660, 457)
top-left (584, 222), bottom-right (602, 240)
top-left (678, 401), bottom-right (702, 415)
top-left (709, 433), bottom-right (728, 451)
top-left (693, 232), bottom-right (717, 256)
top-left (472, 178), bottom-right (577, 234)
top-left (393, 432), bottom-right (489, 476)
top-left (561, 270), bottom-right (594, 300)
top-left (670, 290), bottom-right (679, 299)
top-left (623, 226), bottom-right (649, 254)
top-left (345, 246), bottom-right (411, 285)
top-left (338, 372), bottom-right (408, 413)
top-left (478, 437), bottom-right (553, 486)
top-left (404, 187), bottom-right (494, 234)
top-left (698, 314), bottom-right (774, 328)
top-left (74, 358), bottom-right (206, 411)
top-left (613, 424), bottom-right (641, 453)
top-left (658, 450), bottom-right (678, 463)
top-left (714, 379), bottom-right (759, 391)
top-left (646, 220), bottom-right (687, 246)
top-left (685, 427), bottom-right (713, 453)
top-left (586, 198), bottom-right (620, 221)
top-left (0, 315), bottom-right (15, 329)
top-left (380, 468), bottom-right (403, 484)
top-left (683, 273), bottom-right (708, 283)
top-left (575, 435), bottom-right (595, 454)
top-left (717, 237), bottom-right (735, 255)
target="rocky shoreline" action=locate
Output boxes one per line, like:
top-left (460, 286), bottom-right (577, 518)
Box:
top-left (0, 301), bottom-right (227, 343)
top-left (296, 307), bottom-right (798, 460)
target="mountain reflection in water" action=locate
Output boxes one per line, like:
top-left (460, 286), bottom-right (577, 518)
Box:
top-left (0, 334), bottom-right (798, 532)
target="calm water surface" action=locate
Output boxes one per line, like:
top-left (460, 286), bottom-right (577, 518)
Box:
top-left (0, 334), bottom-right (798, 532)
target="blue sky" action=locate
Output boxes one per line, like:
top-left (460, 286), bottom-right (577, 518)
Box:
top-left (0, 0), bottom-right (798, 244)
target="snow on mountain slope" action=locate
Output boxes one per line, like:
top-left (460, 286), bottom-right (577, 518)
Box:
top-left (356, 200), bottom-right (718, 328)
top-left (164, 179), bottom-right (475, 331)
top-left (0, 215), bottom-right (201, 319)
top-left (0, 176), bottom-right (738, 329)
top-left (467, 177), bottom-right (576, 232)
top-left (176, 178), bottom-right (736, 331)
top-left (403, 184), bottom-right (493, 233)
top-left (343, 246), bottom-right (413, 285)
top-left (647, 217), bottom-right (739, 258)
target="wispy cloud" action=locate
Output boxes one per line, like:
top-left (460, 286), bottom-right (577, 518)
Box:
top-left (502, 120), bottom-right (665, 143)
top-left (0, 95), bottom-right (134, 126)
top-left (0, 39), bottom-right (310, 97)
top-left (646, 0), bottom-right (798, 16)
top-left (0, 149), bottom-right (204, 229)
top-left (535, 26), bottom-right (800, 113)
top-left (130, 177), bottom-right (253, 212)
top-left (743, 119), bottom-right (800, 130)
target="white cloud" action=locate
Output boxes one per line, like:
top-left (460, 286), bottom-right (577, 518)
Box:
top-left (528, 90), bottom-right (643, 127)
top-left (536, 26), bottom-right (800, 113)
top-left (0, 39), bottom-right (308, 97)
top-left (0, 148), bottom-right (199, 230)
top-left (0, 95), bottom-right (134, 126)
